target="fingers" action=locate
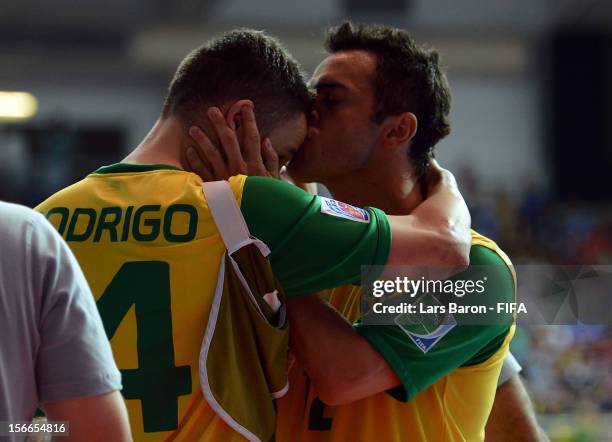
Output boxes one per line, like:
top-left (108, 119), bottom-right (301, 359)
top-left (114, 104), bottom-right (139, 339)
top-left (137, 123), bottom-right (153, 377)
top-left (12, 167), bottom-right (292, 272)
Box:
top-left (429, 159), bottom-right (442, 172)
top-left (435, 161), bottom-right (458, 187)
top-left (237, 104), bottom-right (276, 177)
top-left (187, 105), bottom-right (276, 180)
top-left (207, 107), bottom-right (247, 175)
top-left (241, 104), bottom-right (262, 164)
top-left (261, 138), bottom-right (279, 178)
top-left (187, 126), bottom-right (230, 180)
top-left (426, 160), bottom-right (460, 197)
top-left (186, 146), bottom-right (215, 182)
top-left (425, 160), bottom-right (443, 188)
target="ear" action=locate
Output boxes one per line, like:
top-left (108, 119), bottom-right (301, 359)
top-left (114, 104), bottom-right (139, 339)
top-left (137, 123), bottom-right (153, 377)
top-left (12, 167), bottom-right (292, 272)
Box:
top-left (380, 112), bottom-right (418, 148)
top-left (224, 99), bottom-right (254, 130)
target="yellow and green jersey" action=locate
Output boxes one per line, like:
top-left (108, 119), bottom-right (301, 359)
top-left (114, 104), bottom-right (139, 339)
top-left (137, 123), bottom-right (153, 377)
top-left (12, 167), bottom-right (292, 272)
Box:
top-left (35, 164), bottom-right (392, 441)
top-left (276, 231), bottom-right (516, 442)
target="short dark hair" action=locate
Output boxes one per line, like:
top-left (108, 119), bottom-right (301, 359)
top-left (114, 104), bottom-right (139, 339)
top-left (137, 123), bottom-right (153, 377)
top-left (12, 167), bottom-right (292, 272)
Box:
top-left (162, 29), bottom-right (311, 133)
top-left (325, 22), bottom-right (452, 179)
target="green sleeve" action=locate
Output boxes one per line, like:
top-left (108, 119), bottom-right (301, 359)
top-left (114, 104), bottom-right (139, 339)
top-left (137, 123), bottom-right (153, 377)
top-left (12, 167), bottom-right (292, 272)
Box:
top-left (354, 244), bottom-right (515, 401)
top-left (240, 176), bottom-right (391, 298)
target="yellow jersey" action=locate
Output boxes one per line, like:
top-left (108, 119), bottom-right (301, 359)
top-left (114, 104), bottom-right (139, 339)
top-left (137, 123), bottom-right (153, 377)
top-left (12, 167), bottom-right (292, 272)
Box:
top-left (37, 165), bottom-right (247, 441)
top-left (35, 163), bottom-right (395, 441)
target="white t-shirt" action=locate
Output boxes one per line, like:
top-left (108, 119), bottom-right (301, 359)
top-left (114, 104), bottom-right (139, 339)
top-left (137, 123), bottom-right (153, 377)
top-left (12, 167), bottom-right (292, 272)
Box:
top-left (0, 202), bottom-right (121, 436)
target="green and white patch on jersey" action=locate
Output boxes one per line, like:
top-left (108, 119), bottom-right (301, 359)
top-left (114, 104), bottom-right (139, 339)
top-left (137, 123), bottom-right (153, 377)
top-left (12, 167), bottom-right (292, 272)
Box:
top-left (394, 294), bottom-right (457, 353)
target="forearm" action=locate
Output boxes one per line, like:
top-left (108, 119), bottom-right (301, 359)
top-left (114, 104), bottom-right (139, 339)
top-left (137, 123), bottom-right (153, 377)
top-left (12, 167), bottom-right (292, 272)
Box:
top-left (414, 187), bottom-right (469, 244)
top-left (287, 296), bottom-right (399, 406)
top-left (387, 172), bottom-right (471, 266)
top-left (485, 375), bottom-right (547, 442)
top-left (45, 391), bottom-right (132, 442)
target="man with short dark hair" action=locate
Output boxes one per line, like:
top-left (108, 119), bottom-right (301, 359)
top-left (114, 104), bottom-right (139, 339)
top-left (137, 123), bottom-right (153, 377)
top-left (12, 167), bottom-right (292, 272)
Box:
top-left (145, 29), bottom-right (311, 172)
top-left (289, 21), bottom-right (451, 185)
top-left (161, 30), bottom-right (311, 135)
top-left (281, 22), bottom-right (521, 441)
top-left (36, 28), bottom-right (471, 441)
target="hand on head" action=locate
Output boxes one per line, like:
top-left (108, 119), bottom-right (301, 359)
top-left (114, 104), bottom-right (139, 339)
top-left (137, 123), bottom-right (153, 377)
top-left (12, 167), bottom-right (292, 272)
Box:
top-left (184, 101), bottom-right (279, 181)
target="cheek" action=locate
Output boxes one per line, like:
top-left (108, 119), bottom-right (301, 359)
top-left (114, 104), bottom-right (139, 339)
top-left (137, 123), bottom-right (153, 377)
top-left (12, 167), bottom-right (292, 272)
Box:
top-left (322, 108), bottom-right (369, 135)
top-left (274, 144), bottom-right (292, 160)
top-left (320, 116), bottom-right (372, 151)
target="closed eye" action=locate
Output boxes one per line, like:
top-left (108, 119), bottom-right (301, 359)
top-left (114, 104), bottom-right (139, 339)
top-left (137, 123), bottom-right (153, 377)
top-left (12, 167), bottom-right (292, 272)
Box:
top-left (321, 94), bottom-right (342, 109)
top-left (324, 97), bottom-right (339, 107)
top-left (314, 81), bottom-right (347, 110)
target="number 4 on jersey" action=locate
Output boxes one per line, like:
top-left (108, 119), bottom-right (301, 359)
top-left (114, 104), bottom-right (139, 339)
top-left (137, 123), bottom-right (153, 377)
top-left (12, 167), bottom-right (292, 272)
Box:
top-left (97, 261), bottom-right (192, 432)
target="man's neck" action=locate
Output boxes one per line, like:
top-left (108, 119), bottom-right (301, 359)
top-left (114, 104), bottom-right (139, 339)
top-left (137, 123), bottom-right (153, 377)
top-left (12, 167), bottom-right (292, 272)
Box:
top-left (323, 155), bottom-right (423, 215)
top-left (123, 117), bottom-right (186, 169)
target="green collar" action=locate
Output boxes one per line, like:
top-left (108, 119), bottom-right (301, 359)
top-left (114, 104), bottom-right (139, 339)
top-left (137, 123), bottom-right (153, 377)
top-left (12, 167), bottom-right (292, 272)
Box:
top-left (93, 163), bottom-right (182, 174)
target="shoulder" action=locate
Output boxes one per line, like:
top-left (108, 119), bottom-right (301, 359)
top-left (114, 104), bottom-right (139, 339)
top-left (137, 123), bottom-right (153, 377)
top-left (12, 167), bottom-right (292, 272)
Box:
top-left (470, 229), bottom-right (513, 268)
top-left (0, 201), bottom-right (49, 244)
top-left (0, 202), bottom-right (70, 296)
top-left (35, 177), bottom-right (93, 215)
top-left (227, 175), bottom-right (248, 204)
top-left (468, 230), bottom-right (516, 301)
top-left (242, 176), bottom-right (313, 202)
top-left (241, 176), bottom-right (318, 225)
top-left (0, 200), bottom-right (41, 225)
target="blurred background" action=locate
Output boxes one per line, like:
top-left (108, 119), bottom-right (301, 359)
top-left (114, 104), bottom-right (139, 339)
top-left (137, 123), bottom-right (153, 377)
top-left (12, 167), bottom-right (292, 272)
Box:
top-left (1, 0), bottom-right (611, 440)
